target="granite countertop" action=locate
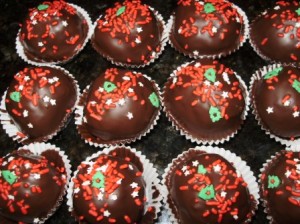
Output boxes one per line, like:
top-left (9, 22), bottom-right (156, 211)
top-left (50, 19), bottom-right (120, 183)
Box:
top-left (0, 0), bottom-right (283, 223)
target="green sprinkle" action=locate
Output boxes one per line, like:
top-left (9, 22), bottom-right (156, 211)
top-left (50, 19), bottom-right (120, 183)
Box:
top-left (197, 164), bottom-right (207, 174)
top-left (1, 170), bottom-right (17, 185)
top-left (263, 67), bottom-right (283, 80)
top-left (10, 92), bottom-right (21, 103)
top-left (37, 4), bottom-right (49, 11)
top-left (292, 80), bottom-right (300, 93)
top-left (204, 3), bottom-right (216, 14)
top-left (296, 7), bottom-right (300, 15)
top-left (268, 175), bottom-right (280, 189)
top-left (204, 68), bottom-right (216, 83)
top-left (92, 171), bottom-right (105, 189)
top-left (209, 106), bottom-right (222, 122)
top-left (198, 185), bottom-right (215, 200)
top-left (116, 6), bottom-right (126, 16)
top-left (103, 81), bottom-right (117, 93)
top-left (149, 92), bottom-right (160, 108)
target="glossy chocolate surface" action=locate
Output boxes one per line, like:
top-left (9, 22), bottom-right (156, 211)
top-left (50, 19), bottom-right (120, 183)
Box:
top-left (260, 151), bottom-right (300, 224)
top-left (19, 0), bottom-right (89, 63)
top-left (250, 1), bottom-right (300, 63)
top-left (5, 66), bottom-right (77, 143)
top-left (252, 65), bottom-right (300, 139)
top-left (170, 0), bottom-right (246, 57)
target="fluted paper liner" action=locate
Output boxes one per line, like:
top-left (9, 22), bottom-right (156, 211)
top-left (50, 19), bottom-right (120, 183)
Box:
top-left (162, 61), bottom-right (250, 145)
top-left (67, 146), bottom-right (162, 222)
top-left (0, 65), bottom-right (80, 144)
top-left (162, 146), bottom-right (259, 223)
top-left (16, 3), bottom-right (93, 66)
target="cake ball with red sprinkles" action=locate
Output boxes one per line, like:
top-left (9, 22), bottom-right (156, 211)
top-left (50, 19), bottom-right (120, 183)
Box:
top-left (91, 0), bottom-right (166, 67)
top-left (260, 150), bottom-right (300, 224)
top-left (76, 67), bottom-right (161, 147)
top-left (168, 0), bottom-right (248, 59)
top-left (0, 143), bottom-right (70, 223)
top-left (1, 66), bottom-right (79, 144)
top-left (162, 59), bottom-right (249, 144)
top-left (17, 0), bottom-right (91, 64)
top-left (250, 1), bottom-right (300, 64)
top-left (250, 64), bottom-right (300, 145)
top-left (68, 146), bottom-right (161, 224)
top-left (163, 146), bottom-right (258, 224)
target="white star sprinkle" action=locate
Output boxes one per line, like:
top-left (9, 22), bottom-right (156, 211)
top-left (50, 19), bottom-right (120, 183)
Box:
top-left (90, 101), bottom-right (97, 105)
top-left (182, 166), bottom-right (187, 172)
top-left (23, 110), bottom-right (28, 117)
top-left (274, 5), bottom-right (280, 10)
top-left (204, 80), bottom-right (211, 86)
top-left (62, 20), bottom-right (68, 27)
top-left (214, 81), bottom-right (221, 86)
top-left (122, 76), bottom-right (131, 81)
top-left (222, 91), bottom-right (229, 98)
top-left (184, 170), bottom-right (190, 176)
top-left (48, 79), bottom-right (55, 84)
top-left (284, 100), bottom-right (290, 106)
top-left (103, 210), bottom-right (111, 217)
top-left (233, 215), bottom-right (239, 220)
top-left (32, 20), bottom-right (37, 25)
top-left (28, 123), bottom-right (33, 128)
top-left (194, 62), bottom-right (201, 67)
top-left (24, 163), bottom-right (31, 169)
top-left (33, 218), bottom-right (40, 223)
top-left (135, 37), bottom-right (141, 44)
top-left (222, 72), bottom-right (230, 84)
top-left (8, 157), bottom-right (14, 162)
top-left (235, 16), bottom-right (240, 23)
top-left (193, 50), bottom-right (199, 56)
top-left (266, 107), bottom-right (274, 114)
top-left (24, 76), bottom-right (30, 81)
top-left (192, 160), bottom-right (199, 167)
top-left (296, 164), bottom-right (300, 170)
top-left (118, 98), bottom-right (125, 106)
top-left (74, 188), bottom-right (80, 194)
top-left (98, 87), bottom-right (104, 92)
top-left (296, 22), bottom-right (300, 28)
top-left (82, 181), bottom-right (90, 186)
top-left (43, 13), bottom-right (49, 17)
top-left (128, 88), bottom-right (134, 93)
top-left (116, 179), bottom-right (122, 184)
top-left (220, 191), bottom-right (227, 198)
top-left (50, 99), bottom-right (56, 106)
top-left (98, 164), bottom-right (108, 172)
top-left (178, 28), bottom-right (182, 34)
top-left (212, 26), bottom-right (218, 33)
top-left (8, 195), bottom-right (14, 200)
top-left (293, 111), bottom-right (300, 118)
top-left (110, 194), bottom-right (118, 200)
top-left (130, 182), bottom-right (138, 188)
top-left (53, 77), bottom-right (59, 82)
top-left (33, 174), bottom-right (41, 179)
top-left (137, 27), bottom-right (143, 33)
top-left (294, 158), bottom-right (300, 162)
top-left (285, 170), bottom-right (292, 178)
top-left (129, 164), bottom-right (133, 170)
top-left (106, 99), bottom-right (112, 105)
top-left (43, 96), bottom-right (50, 103)
top-left (18, 85), bottom-right (24, 90)
top-left (213, 165), bottom-right (221, 172)
top-left (127, 112), bottom-right (133, 120)
top-left (131, 191), bottom-right (139, 198)
top-left (138, 82), bottom-right (144, 87)
top-left (97, 192), bottom-right (104, 200)
top-left (38, 42), bottom-right (44, 47)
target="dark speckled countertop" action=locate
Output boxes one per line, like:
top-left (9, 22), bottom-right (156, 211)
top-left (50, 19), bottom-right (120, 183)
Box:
top-left (0, 0), bottom-right (283, 223)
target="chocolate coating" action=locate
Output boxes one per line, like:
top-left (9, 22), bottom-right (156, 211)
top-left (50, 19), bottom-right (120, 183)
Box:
top-left (260, 151), bottom-right (300, 224)
top-left (0, 149), bottom-right (67, 223)
top-left (169, 0), bottom-right (246, 57)
top-left (91, 0), bottom-right (163, 66)
top-left (81, 68), bottom-right (160, 145)
top-left (252, 65), bottom-right (300, 139)
top-left (72, 148), bottom-right (146, 224)
top-left (19, 0), bottom-right (88, 63)
top-left (250, 1), bottom-right (300, 63)
top-left (163, 59), bottom-right (246, 143)
top-left (165, 150), bottom-right (255, 224)
top-left (5, 66), bottom-right (77, 143)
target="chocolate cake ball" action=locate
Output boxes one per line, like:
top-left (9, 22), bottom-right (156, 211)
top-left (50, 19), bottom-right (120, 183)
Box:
top-left (91, 0), bottom-right (164, 66)
top-left (251, 65), bottom-right (300, 140)
top-left (4, 66), bottom-right (78, 143)
top-left (163, 59), bottom-right (247, 144)
top-left (260, 150), bottom-right (300, 224)
top-left (77, 68), bottom-right (160, 146)
top-left (169, 0), bottom-right (247, 58)
top-left (18, 0), bottom-right (89, 63)
top-left (165, 149), bottom-right (257, 224)
top-left (71, 148), bottom-right (146, 223)
top-left (250, 1), bottom-right (300, 63)
top-left (0, 149), bottom-right (67, 223)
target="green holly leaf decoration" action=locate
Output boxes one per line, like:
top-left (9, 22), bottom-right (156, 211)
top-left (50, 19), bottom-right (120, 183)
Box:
top-left (116, 6), bottom-right (126, 16)
top-left (197, 164), bottom-right (207, 174)
top-left (92, 171), bottom-right (105, 189)
top-left (268, 175), bottom-right (280, 189)
top-left (103, 81), bottom-right (117, 93)
top-left (296, 7), bottom-right (300, 16)
top-left (198, 185), bottom-right (215, 200)
top-left (263, 67), bottom-right (283, 80)
top-left (204, 3), bottom-right (216, 14)
top-left (10, 92), bottom-right (21, 102)
top-left (149, 92), bottom-right (160, 108)
top-left (209, 106), bottom-right (222, 122)
top-left (204, 68), bottom-right (216, 83)
top-left (292, 80), bottom-right (300, 93)
top-left (37, 4), bottom-right (49, 11)
top-left (1, 170), bottom-right (17, 185)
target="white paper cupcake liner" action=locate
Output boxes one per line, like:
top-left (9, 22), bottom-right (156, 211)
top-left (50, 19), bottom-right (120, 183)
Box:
top-left (75, 74), bottom-right (161, 148)
top-left (16, 3), bottom-right (93, 66)
top-left (91, 6), bottom-right (168, 68)
top-left (259, 147), bottom-right (300, 224)
top-left (162, 145), bottom-right (260, 224)
top-left (162, 61), bottom-right (250, 145)
top-left (1, 142), bottom-right (71, 224)
top-left (167, 1), bottom-right (249, 59)
top-left (66, 146), bottom-right (162, 222)
top-left (0, 65), bottom-right (80, 144)
top-left (249, 63), bottom-right (300, 147)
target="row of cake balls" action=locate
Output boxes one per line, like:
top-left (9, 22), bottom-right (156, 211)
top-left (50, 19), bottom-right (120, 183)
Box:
top-left (0, 142), bottom-right (298, 224)
top-left (17, 0), bottom-right (300, 68)
top-left (1, 59), bottom-right (300, 146)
